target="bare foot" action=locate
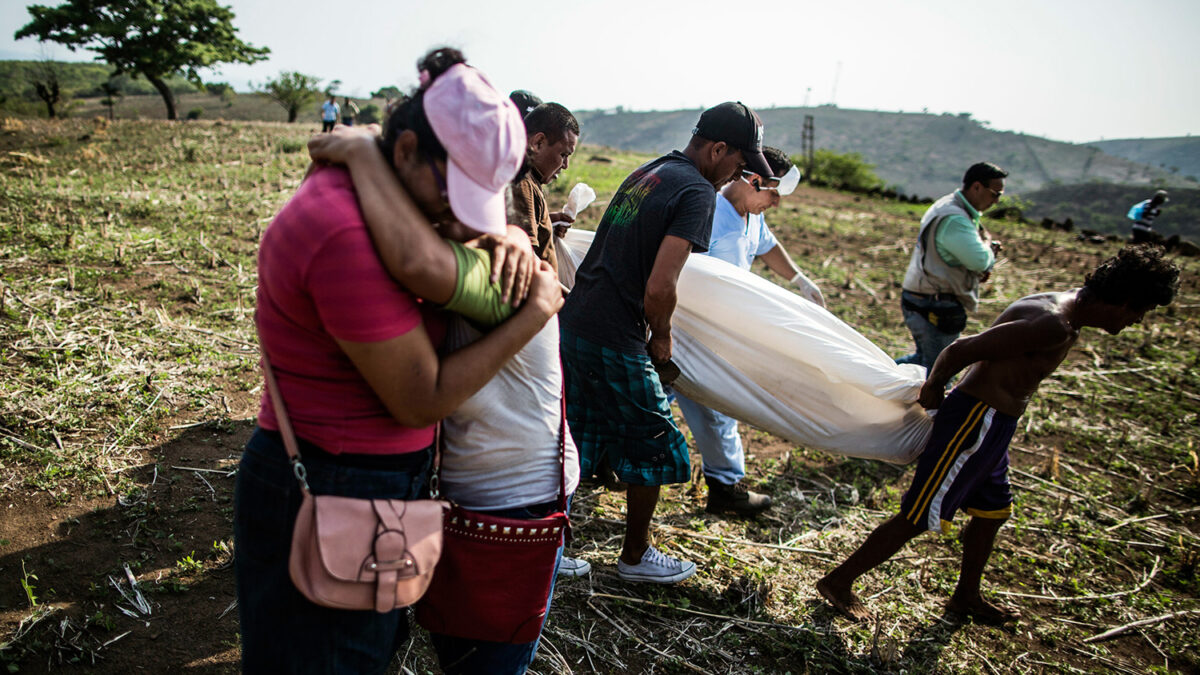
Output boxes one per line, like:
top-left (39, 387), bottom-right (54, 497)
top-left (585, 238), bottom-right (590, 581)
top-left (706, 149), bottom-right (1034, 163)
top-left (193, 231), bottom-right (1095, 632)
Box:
top-left (816, 575), bottom-right (871, 621)
top-left (946, 594), bottom-right (1021, 624)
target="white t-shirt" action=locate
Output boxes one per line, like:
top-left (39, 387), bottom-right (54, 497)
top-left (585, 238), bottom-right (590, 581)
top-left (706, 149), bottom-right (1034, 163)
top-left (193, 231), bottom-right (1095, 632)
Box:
top-left (439, 315), bottom-right (580, 511)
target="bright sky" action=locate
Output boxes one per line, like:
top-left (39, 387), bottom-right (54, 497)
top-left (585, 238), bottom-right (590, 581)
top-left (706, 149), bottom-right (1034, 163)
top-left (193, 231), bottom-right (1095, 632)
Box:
top-left (3, 0), bottom-right (1197, 143)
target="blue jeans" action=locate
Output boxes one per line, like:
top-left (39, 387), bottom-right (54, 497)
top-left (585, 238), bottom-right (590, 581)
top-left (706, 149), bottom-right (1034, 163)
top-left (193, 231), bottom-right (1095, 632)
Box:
top-left (674, 392), bottom-right (744, 485)
top-left (895, 291), bottom-right (963, 372)
top-left (233, 427), bottom-right (432, 675)
top-left (428, 496), bottom-right (569, 675)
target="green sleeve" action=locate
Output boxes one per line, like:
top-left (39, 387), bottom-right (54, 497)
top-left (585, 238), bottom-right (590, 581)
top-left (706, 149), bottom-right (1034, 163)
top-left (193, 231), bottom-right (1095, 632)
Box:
top-left (441, 240), bottom-right (515, 328)
top-left (934, 215), bottom-right (995, 272)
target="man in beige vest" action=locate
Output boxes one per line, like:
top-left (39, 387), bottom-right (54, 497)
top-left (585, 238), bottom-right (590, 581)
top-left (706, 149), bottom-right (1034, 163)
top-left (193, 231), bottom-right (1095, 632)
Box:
top-left (895, 162), bottom-right (1007, 371)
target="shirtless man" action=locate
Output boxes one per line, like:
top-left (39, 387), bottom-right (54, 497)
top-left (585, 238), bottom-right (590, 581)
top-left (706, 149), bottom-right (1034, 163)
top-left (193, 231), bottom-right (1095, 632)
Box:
top-left (817, 244), bottom-right (1179, 623)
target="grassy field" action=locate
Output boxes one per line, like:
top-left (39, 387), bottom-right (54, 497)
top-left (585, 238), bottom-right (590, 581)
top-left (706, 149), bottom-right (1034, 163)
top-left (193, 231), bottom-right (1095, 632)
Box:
top-left (1, 117), bottom-right (1198, 673)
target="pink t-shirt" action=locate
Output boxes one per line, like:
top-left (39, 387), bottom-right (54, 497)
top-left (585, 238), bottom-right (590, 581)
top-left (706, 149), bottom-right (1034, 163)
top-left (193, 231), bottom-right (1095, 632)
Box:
top-left (256, 166), bottom-right (444, 455)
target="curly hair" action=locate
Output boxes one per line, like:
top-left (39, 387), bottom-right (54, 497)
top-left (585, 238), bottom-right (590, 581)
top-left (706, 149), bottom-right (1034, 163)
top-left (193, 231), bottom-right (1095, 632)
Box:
top-left (1083, 244), bottom-right (1180, 309)
top-left (762, 146), bottom-right (793, 177)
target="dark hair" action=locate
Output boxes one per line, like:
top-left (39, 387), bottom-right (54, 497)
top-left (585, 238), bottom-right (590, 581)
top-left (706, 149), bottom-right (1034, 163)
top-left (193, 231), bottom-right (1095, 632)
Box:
top-left (762, 146), bottom-right (792, 177)
top-left (509, 90), bottom-right (543, 116)
top-left (524, 102), bottom-right (579, 144)
top-left (379, 47), bottom-right (467, 165)
top-left (962, 162), bottom-right (1008, 188)
top-left (1084, 244), bottom-right (1179, 309)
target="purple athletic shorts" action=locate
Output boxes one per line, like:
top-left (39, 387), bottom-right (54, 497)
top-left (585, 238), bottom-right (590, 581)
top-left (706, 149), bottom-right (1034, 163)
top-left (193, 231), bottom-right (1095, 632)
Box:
top-left (900, 390), bottom-right (1017, 532)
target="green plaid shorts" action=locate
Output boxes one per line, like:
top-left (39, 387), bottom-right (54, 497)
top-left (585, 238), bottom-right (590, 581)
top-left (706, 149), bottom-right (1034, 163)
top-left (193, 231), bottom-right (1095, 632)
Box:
top-left (560, 328), bottom-right (690, 487)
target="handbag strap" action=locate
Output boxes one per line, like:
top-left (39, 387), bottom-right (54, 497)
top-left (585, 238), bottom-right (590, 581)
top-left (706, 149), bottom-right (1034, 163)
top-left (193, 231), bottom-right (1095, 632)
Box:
top-left (262, 349), bottom-right (443, 499)
top-left (260, 350), bottom-right (312, 496)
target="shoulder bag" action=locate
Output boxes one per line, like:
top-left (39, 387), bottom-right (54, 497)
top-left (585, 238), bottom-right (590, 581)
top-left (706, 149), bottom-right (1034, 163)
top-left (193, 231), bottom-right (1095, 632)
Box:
top-left (414, 398), bottom-right (572, 644)
top-left (261, 352), bottom-right (447, 613)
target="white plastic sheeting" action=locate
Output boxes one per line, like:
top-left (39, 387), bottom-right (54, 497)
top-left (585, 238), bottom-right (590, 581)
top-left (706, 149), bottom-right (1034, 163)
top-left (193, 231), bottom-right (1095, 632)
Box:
top-left (556, 229), bottom-right (933, 465)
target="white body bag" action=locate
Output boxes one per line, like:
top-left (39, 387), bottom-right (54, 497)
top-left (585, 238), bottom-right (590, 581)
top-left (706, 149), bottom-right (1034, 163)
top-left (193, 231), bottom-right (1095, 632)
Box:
top-left (556, 229), bottom-right (933, 464)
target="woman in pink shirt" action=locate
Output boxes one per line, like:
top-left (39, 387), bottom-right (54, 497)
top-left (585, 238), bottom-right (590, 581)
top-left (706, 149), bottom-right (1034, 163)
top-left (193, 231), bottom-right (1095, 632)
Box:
top-left (234, 49), bottom-right (561, 675)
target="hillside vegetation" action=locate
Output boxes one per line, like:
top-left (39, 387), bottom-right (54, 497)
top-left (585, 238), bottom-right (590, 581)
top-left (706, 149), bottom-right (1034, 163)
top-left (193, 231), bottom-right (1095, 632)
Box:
top-left (1, 118), bottom-right (1198, 674)
top-left (1090, 137), bottom-right (1200, 183)
top-left (0, 60), bottom-right (385, 126)
top-left (0, 60), bottom-right (197, 116)
top-left (1023, 184), bottom-right (1200, 240)
top-left (576, 107), bottom-right (1198, 198)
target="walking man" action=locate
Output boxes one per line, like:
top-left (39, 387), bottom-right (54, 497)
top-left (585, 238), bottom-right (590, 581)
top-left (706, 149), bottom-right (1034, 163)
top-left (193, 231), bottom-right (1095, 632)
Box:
top-left (320, 95), bottom-right (339, 133)
top-left (1127, 189), bottom-right (1169, 243)
top-left (818, 245), bottom-right (1179, 622)
top-left (675, 146), bottom-right (821, 515)
top-left (559, 101), bottom-right (771, 583)
top-left (896, 162), bottom-right (1007, 371)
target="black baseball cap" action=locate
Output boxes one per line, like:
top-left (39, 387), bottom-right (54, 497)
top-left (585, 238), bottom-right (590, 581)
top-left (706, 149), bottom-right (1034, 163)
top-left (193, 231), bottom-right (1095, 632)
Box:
top-left (509, 90), bottom-right (543, 117)
top-left (692, 101), bottom-right (772, 178)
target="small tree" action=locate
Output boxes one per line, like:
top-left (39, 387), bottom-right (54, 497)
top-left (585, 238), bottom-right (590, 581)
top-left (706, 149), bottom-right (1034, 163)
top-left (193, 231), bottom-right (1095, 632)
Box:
top-left (100, 77), bottom-right (122, 120)
top-left (30, 58), bottom-right (62, 118)
top-left (15, 0), bottom-right (269, 120)
top-left (805, 149), bottom-right (886, 192)
top-left (206, 81), bottom-right (236, 104)
top-left (372, 85), bottom-right (401, 100)
top-left (262, 72), bottom-right (322, 123)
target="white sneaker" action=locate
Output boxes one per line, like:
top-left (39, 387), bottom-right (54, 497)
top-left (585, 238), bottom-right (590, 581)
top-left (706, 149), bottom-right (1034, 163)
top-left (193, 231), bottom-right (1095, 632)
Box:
top-left (557, 556), bottom-right (592, 577)
top-left (617, 546), bottom-right (696, 584)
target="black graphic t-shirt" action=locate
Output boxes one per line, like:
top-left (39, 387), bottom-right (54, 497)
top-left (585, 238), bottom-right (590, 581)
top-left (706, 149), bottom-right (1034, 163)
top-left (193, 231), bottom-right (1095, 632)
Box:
top-left (560, 151), bottom-right (716, 353)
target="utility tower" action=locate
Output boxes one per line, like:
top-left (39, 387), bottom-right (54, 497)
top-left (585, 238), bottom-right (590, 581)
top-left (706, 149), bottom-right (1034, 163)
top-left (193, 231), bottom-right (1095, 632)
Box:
top-left (801, 115), bottom-right (815, 179)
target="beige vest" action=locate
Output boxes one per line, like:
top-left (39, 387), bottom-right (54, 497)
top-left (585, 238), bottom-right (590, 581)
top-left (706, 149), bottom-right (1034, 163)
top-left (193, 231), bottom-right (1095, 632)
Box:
top-left (902, 192), bottom-right (983, 312)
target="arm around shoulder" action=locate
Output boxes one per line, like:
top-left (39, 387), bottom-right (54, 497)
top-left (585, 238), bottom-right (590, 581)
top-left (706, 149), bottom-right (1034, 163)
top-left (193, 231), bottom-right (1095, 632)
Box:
top-left (337, 262), bottom-right (563, 427)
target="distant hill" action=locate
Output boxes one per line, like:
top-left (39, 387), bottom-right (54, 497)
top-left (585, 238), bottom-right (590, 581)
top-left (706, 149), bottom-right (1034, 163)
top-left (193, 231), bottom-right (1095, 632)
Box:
top-left (1087, 137), bottom-right (1200, 183)
top-left (575, 107), bottom-right (1198, 198)
top-left (1021, 184), bottom-right (1199, 241)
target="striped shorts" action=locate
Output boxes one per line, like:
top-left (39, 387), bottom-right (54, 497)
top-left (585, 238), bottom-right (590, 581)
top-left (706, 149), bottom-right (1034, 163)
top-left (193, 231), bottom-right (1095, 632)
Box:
top-left (899, 390), bottom-right (1017, 532)
top-left (559, 328), bottom-right (690, 487)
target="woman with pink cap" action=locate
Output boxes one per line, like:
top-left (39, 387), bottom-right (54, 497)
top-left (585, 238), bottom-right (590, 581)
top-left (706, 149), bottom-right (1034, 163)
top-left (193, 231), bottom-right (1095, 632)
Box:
top-left (305, 47), bottom-right (583, 674)
top-left (235, 48), bottom-right (563, 674)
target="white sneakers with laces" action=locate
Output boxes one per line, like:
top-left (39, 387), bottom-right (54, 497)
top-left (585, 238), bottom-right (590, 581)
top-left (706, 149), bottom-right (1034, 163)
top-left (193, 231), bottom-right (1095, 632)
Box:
top-left (557, 555), bottom-right (592, 577)
top-left (617, 546), bottom-right (696, 584)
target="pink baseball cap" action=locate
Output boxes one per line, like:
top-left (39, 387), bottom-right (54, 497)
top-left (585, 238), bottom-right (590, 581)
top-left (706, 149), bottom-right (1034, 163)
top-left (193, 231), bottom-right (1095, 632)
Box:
top-left (424, 64), bottom-right (526, 236)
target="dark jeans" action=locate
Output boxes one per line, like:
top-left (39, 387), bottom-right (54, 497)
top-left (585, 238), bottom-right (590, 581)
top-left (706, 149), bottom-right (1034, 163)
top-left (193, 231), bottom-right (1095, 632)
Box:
top-left (233, 427), bottom-right (432, 675)
top-left (321, 120), bottom-right (336, 132)
top-left (428, 496), bottom-right (569, 675)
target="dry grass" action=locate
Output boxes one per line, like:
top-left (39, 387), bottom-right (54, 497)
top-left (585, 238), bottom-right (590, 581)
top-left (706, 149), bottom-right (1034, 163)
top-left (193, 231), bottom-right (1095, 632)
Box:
top-left (1, 117), bottom-right (1198, 673)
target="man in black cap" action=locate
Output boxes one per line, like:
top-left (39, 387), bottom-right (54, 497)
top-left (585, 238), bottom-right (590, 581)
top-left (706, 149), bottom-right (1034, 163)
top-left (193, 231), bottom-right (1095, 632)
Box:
top-left (559, 101), bottom-right (770, 584)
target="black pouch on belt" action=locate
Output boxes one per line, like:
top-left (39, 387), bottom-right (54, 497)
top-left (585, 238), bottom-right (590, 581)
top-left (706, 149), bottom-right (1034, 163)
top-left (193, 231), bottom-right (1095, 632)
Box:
top-left (902, 295), bottom-right (967, 335)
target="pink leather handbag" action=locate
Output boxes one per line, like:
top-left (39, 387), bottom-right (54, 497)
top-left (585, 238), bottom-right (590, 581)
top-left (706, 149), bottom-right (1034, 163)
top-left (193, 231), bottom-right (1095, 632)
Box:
top-left (261, 352), bottom-right (447, 613)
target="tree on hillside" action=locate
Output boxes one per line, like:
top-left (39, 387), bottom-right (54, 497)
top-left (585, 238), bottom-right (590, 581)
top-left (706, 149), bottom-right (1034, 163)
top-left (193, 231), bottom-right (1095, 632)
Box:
top-left (100, 77), bottom-right (122, 120)
top-left (372, 85), bottom-right (402, 100)
top-left (14, 0), bottom-right (269, 120)
top-left (261, 72), bottom-right (322, 123)
top-left (30, 58), bottom-right (62, 118)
